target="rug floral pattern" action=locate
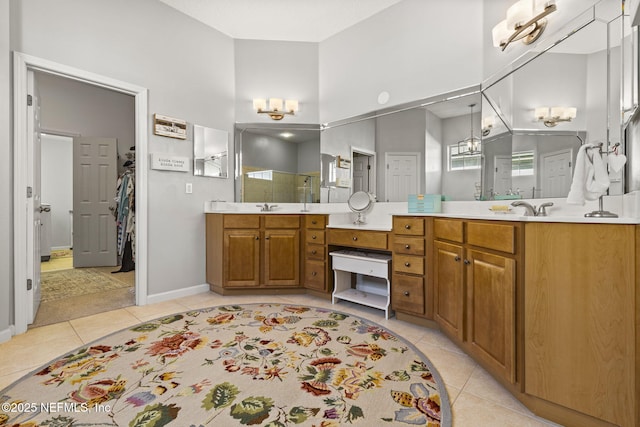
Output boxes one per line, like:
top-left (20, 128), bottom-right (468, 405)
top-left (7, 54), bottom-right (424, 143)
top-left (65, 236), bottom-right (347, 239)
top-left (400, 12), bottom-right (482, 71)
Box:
top-left (0, 304), bottom-right (450, 426)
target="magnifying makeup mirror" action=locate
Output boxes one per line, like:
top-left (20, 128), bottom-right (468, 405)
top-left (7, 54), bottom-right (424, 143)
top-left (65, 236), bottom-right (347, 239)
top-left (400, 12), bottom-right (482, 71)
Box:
top-left (348, 191), bottom-right (375, 224)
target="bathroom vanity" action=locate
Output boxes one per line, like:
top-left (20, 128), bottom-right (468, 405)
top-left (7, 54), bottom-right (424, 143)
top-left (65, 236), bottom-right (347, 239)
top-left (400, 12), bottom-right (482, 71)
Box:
top-left (204, 203), bottom-right (640, 427)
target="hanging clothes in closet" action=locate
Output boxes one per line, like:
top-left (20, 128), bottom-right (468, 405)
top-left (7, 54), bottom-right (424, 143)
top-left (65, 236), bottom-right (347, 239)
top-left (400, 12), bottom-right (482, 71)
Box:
top-left (113, 155), bottom-right (135, 272)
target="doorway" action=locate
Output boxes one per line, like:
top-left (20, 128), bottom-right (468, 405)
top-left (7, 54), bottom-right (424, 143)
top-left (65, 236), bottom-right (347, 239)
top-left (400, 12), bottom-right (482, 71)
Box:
top-left (385, 152), bottom-right (420, 202)
top-left (351, 146), bottom-right (376, 196)
top-left (13, 52), bottom-right (149, 335)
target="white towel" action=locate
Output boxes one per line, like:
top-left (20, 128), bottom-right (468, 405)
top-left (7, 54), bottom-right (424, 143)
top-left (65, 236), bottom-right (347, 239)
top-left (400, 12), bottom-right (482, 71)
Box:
top-left (567, 144), bottom-right (610, 205)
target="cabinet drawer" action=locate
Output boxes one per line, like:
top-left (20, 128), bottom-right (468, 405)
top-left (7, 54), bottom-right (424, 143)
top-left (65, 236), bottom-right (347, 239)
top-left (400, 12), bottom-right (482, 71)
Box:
top-left (304, 260), bottom-right (325, 291)
top-left (264, 215), bottom-right (300, 229)
top-left (393, 217), bottom-right (425, 236)
top-left (306, 243), bottom-right (325, 261)
top-left (224, 214), bottom-right (260, 229)
top-left (467, 222), bottom-right (515, 254)
top-left (392, 274), bottom-right (424, 315)
top-left (393, 237), bottom-right (425, 256)
top-left (305, 215), bottom-right (327, 229)
top-left (306, 230), bottom-right (325, 244)
top-left (331, 253), bottom-right (390, 278)
top-left (328, 229), bottom-right (388, 250)
top-left (393, 254), bottom-right (424, 275)
top-left (434, 218), bottom-right (464, 242)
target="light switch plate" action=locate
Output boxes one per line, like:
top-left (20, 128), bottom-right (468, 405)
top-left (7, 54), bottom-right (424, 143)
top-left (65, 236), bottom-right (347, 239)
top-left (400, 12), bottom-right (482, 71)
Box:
top-left (186, 183), bottom-right (193, 194)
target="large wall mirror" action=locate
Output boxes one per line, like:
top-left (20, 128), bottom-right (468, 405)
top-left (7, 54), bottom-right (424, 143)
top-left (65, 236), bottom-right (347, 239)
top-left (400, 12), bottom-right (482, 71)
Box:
top-left (482, 0), bottom-right (634, 199)
top-left (234, 123), bottom-right (321, 203)
top-left (232, 0), bottom-right (635, 204)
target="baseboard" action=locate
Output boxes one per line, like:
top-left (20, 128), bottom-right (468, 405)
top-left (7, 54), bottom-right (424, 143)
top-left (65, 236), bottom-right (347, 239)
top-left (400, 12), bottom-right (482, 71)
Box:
top-left (0, 326), bottom-right (13, 343)
top-left (145, 284), bottom-right (210, 305)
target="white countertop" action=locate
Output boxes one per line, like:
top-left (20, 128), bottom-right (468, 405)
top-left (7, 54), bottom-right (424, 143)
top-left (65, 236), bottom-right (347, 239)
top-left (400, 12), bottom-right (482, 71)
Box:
top-left (204, 193), bottom-right (640, 227)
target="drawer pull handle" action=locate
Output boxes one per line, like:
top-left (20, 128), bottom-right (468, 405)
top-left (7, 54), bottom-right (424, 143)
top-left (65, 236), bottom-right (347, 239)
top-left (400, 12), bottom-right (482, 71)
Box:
top-left (312, 235), bottom-right (317, 239)
top-left (454, 256), bottom-right (460, 261)
top-left (404, 262), bottom-right (410, 267)
top-left (405, 244), bottom-right (410, 249)
top-left (312, 220), bottom-right (317, 225)
top-left (405, 224), bottom-right (411, 229)
top-left (312, 250), bottom-right (317, 255)
top-left (353, 237), bottom-right (358, 241)
top-left (311, 271), bottom-right (317, 276)
top-left (464, 259), bottom-right (471, 265)
top-left (404, 291), bottom-right (410, 296)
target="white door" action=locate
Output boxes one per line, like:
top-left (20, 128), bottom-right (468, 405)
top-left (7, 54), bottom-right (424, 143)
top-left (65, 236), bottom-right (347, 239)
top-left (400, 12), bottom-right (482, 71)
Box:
top-left (385, 152), bottom-right (420, 202)
top-left (494, 155), bottom-right (512, 196)
top-left (352, 153), bottom-right (370, 193)
top-left (73, 137), bottom-right (118, 267)
top-left (541, 149), bottom-right (572, 198)
top-left (27, 70), bottom-right (41, 323)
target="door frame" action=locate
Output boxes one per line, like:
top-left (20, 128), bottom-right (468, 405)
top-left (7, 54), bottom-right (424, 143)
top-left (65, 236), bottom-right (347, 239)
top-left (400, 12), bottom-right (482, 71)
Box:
top-left (384, 151), bottom-right (421, 202)
top-left (350, 146), bottom-right (376, 196)
top-left (13, 52), bottom-right (149, 335)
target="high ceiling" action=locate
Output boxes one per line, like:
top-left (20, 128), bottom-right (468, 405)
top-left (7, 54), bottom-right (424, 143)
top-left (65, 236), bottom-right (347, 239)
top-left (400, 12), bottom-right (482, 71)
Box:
top-left (158, 0), bottom-right (403, 42)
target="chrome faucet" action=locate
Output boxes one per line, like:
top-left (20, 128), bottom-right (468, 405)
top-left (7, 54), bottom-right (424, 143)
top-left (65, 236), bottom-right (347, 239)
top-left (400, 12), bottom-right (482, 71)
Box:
top-left (256, 203), bottom-right (278, 212)
top-left (510, 201), bottom-right (554, 216)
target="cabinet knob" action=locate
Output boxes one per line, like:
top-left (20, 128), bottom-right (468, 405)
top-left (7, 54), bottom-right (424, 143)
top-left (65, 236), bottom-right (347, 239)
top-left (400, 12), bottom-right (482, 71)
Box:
top-left (255, 236), bottom-right (259, 240)
top-left (311, 250), bottom-right (317, 255)
top-left (454, 256), bottom-right (460, 261)
top-left (312, 220), bottom-right (317, 225)
top-left (464, 259), bottom-right (471, 265)
top-left (353, 236), bottom-right (358, 241)
top-left (311, 271), bottom-right (317, 276)
top-left (404, 262), bottom-right (410, 267)
top-left (404, 291), bottom-right (410, 296)
top-left (265, 236), bottom-right (270, 240)
top-left (405, 244), bottom-right (410, 249)
top-left (312, 235), bottom-right (317, 239)
top-left (405, 224), bottom-right (411, 229)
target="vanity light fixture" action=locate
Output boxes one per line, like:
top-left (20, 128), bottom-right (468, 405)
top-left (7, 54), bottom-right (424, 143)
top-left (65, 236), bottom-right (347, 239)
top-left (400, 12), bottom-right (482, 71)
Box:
top-left (482, 116), bottom-right (495, 136)
top-left (535, 106), bottom-right (576, 127)
top-left (253, 98), bottom-right (299, 120)
top-left (492, 0), bottom-right (557, 51)
top-left (458, 104), bottom-right (481, 155)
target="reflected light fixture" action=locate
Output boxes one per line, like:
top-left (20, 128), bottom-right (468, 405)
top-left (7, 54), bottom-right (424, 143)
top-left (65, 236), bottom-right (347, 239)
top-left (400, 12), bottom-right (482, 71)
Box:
top-left (535, 106), bottom-right (576, 127)
top-left (253, 98), bottom-right (299, 120)
top-left (458, 104), bottom-right (481, 155)
top-left (482, 116), bottom-right (495, 136)
top-left (492, 0), bottom-right (557, 51)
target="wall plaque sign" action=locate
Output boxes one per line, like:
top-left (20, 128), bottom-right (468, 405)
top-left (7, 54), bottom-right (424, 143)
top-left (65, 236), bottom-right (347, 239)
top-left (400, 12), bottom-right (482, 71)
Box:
top-left (150, 153), bottom-right (189, 172)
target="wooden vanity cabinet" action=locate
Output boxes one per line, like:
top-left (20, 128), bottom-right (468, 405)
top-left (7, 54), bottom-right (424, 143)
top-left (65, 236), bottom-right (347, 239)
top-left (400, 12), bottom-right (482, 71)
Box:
top-left (524, 223), bottom-right (638, 427)
top-left (391, 216), bottom-right (430, 317)
top-left (433, 218), bottom-right (520, 385)
top-left (206, 214), bottom-right (301, 292)
top-left (303, 215), bottom-right (331, 293)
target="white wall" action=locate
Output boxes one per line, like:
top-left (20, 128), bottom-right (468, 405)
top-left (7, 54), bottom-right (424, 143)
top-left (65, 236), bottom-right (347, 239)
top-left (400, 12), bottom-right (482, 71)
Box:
top-left (1, 0), bottom-right (11, 338)
top-left (235, 40), bottom-right (319, 124)
top-left (41, 135), bottom-right (73, 249)
top-left (425, 110), bottom-right (443, 194)
top-left (8, 0), bottom-right (236, 299)
top-left (319, 0), bottom-right (483, 124)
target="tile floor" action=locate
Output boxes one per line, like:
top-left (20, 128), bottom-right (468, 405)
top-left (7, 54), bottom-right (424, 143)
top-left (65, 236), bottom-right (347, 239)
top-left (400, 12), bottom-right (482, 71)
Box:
top-left (0, 292), bottom-right (562, 426)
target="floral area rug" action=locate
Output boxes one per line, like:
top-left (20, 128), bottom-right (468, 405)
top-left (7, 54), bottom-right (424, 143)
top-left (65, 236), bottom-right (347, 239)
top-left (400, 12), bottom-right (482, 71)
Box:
top-left (1, 303), bottom-right (451, 426)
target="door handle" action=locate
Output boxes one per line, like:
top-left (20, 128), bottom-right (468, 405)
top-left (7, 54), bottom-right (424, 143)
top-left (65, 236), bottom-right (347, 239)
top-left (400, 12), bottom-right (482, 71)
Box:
top-left (454, 256), bottom-right (460, 261)
top-left (464, 259), bottom-right (471, 265)
top-left (39, 206), bottom-right (50, 213)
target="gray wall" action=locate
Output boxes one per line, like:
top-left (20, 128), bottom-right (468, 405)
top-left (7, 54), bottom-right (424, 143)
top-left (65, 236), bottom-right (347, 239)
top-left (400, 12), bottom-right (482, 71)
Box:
top-left (36, 72), bottom-right (135, 172)
top-left (1, 0), bottom-right (11, 338)
top-left (441, 113), bottom-right (482, 201)
top-left (235, 39), bottom-right (319, 124)
top-left (375, 108), bottom-right (426, 202)
top-left (319, 0), bottom-right (483, 124)
top-left (297, 139), bottom-right (321, 174)
top-left (241, 132), bottom-right (299, 173)
top-left (7, 0), bottom-right (236, 302)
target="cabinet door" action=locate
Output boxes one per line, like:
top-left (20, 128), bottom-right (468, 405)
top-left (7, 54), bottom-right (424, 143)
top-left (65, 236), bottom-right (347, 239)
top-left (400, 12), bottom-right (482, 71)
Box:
top-left (224, 230), bottom-right (260, 287)
top-left (264, 229), bottom-right (300, 286)
top-left (433, 240), bottom-right (464, 341)
top-left (466, 249), bottom-right (515, 384)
